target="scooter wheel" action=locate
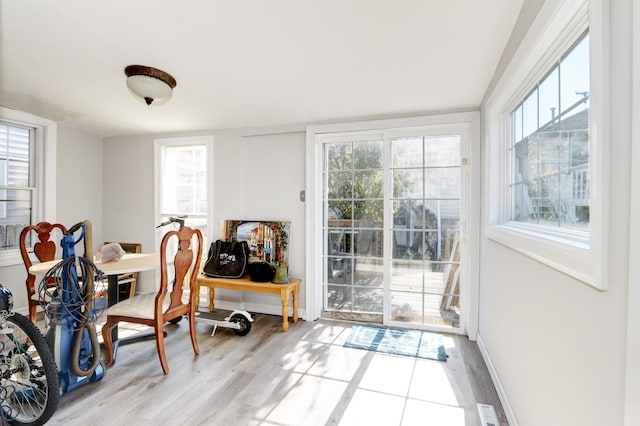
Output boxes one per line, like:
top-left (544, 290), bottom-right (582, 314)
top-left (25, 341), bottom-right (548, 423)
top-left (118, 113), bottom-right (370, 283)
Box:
top-left (230, 313), bottom-right (251, 336)
top-left (168, 316), bottom-right (183, 324)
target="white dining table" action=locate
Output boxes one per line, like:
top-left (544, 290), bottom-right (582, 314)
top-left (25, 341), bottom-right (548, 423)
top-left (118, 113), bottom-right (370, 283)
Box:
top-left (29, 252), bottom-right (160, 349)
top-left (29, 253), bottom-right (158, 303)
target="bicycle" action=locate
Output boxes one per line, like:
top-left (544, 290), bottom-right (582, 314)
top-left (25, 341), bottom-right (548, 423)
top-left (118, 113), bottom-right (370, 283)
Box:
top-left (0, 284), bottom-right (59, 426)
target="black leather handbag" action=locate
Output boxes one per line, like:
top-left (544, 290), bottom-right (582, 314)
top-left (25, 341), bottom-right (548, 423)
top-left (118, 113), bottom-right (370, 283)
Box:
top-left (203, 240), bottom-right (249, 278)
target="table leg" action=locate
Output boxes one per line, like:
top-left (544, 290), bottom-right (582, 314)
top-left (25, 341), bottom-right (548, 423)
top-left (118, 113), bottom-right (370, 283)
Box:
top-left (292, 283), bottom-right (299, 323)
top-left (107, 274), bottom-right (120, 343)
top-left (280, 288), bottom-right (290, 332)
top-left (208, 287), bottom-right (215, 312)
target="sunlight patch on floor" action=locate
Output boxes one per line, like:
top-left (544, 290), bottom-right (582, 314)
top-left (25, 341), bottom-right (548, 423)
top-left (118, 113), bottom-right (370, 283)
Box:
top-left (359, 353), bottom-right (414, 396)
top-left (247, 322), bottom-right (482, 425)
top-left (266, 375), bottom-right (348, 426)
top-left (402, 399), bottom-right (466, 426)
top-left (339, 389), bottom-right (405, 425)
top-left (307, 344), bottom-right (368, 381)
top-left (409, 359), bottom-right (459, 406)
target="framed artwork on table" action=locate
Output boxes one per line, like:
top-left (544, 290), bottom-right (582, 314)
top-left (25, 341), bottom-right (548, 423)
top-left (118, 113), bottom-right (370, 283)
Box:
top-left (221, 220), bottom-right (291, 267)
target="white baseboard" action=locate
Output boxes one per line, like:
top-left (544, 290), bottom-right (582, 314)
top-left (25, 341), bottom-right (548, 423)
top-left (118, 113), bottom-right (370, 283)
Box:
top-left (13, 306), bottom-right (29, 316)
top-left (476, 333), bottom-right (518, 426)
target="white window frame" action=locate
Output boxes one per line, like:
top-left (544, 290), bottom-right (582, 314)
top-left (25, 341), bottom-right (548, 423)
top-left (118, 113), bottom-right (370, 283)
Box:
top-left (0, 107), bottom-right (56, 267)
top-left (153, 135), bottom-right (214, 250)
top-left (484, 0), bottom-right (609, 290)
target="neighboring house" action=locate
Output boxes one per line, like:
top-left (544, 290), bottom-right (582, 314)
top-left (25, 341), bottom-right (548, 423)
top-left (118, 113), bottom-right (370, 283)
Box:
top-left (514, 107), bottom-right (590, 227)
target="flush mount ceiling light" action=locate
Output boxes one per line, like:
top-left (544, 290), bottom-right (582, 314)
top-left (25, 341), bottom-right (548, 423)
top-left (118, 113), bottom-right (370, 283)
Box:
top-left (124, 65), bottom-right (177, 106)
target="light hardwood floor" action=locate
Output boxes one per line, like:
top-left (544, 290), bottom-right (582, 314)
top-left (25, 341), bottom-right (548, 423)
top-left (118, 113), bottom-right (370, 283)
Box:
top-left (47, 311), bottom-right (507, 425)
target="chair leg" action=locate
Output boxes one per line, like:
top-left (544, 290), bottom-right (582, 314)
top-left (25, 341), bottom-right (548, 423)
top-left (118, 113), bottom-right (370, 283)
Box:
top-left (154, 321), bottom-right (169, 375)
top-left (102, 318), bottom-right (117, 368)
top-left (128, 278), bottom-right (137, 299)
top-left (188, 312), bottom-right (199, 356)
top-left (28, 303), bottom-right (37, 323)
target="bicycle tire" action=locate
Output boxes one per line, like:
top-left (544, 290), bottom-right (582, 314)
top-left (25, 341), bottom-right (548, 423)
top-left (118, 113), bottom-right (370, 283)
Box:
top-left (0, 313), bottom-right (59, 426)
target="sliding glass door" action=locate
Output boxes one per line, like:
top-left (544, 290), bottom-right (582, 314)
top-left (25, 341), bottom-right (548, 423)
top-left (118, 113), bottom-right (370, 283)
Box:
top-left (324, 138), bottom-right (385, 323)
top-left (320, 126), bottom-right (467, 332)
top-left (388, 134), bottom-right (462, 329)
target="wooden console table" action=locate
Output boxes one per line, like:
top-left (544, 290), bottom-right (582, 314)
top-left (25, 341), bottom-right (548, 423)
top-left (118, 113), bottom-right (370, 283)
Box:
top-left (195, 275), bottom-right (301, 332)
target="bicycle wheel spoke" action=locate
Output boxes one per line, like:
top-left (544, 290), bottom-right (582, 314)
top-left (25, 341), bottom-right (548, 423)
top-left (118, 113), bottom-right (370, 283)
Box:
top-left (0, 312), bottom-right (59, 425)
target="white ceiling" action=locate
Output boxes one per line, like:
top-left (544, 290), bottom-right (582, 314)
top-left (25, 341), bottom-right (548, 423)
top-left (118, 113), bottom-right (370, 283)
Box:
top-left (1, 1), bottom-right (523, 138)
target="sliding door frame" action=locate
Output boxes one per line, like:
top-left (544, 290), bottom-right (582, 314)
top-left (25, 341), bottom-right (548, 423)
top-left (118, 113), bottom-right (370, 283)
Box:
top-left (305, 112), bottom-right (481, 338)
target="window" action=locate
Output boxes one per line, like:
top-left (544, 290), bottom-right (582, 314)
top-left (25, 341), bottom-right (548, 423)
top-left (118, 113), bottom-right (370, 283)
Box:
top-left (155, 136), bottom-right (213, 251)
top-left (510, 32), bottom-right (590, 231)
top-left (484, 0), bottom-right (608, 289)
top-left (0, 108), bottom-right (56, 267)
top-left (0, 123), bottom-right (32, 251)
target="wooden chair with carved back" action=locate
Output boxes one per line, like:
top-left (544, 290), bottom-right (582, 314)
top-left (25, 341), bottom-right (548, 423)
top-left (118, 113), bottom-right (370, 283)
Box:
top-left (19, 222), bottom-right (68, 323)
top-left (101, 226), bottom-right (203, 375)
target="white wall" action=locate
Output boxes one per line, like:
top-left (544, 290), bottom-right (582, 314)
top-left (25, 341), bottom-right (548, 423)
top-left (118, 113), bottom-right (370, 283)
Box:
top-left (479, 0), bottom-right (632, 425)
top-left (624, 3), bottom-right (640, 425)
top-left (56, 125), bottom-right (104, 251)
top-left (1, 262), bottom-right (28, 313)
top-left (102, 126), bottom-right (307, 316)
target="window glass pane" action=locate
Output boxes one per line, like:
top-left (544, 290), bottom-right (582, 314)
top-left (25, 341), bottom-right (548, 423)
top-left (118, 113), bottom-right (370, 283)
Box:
top-left (353, 258), bottom-right (383, 286)
top-left (424, 136), bottom-right (460, 167)
top-left (522, 90), bottom-right (538, 138)
top-left (0, 125), bottom-right (30, 188)
top-left (393, 169), bottom-right (423, 199)
top-left (354, 227), bottom-right (383, 258)
top-left (354, 287), bottom-right (383, 312)
top-left (327, 229), bottom-right (352, 255)
top-left (392, 199), bottom-right (419, 227)
top-left (424, 168), bottom-right (460, 199)
top-left (538, 67), bottom-right (559, 126)
top-left (353, 200), bottom-right (383, 224)
top-left (391, 260), bottom-right (424, 291)
top-left (390, 291), bottom-right (423, 323)
top-left (326, 284), bottom-right (352, 307)
top-left (539, 175), bottom-right (560, 222)
top-left (353, 140), bottom-right (382, 169)
top-left (353, 170), bottom-right (382, 199)
top-left (327, 200), bottom-right (352, 225)
top-left (392, 137), bottom-right (422, 168)
top-left (327, 171), bottom-right (352, 199)
top-left (326, 143), bottom-right (352, 171)
top-left (328, 258), bottom-right (352, 285)
top-left (393, 230), bottom-right (419, 260)
top-left (560, 33), bottom-right (590, 118)
top-left (513, 105), bottom-right (523, 143)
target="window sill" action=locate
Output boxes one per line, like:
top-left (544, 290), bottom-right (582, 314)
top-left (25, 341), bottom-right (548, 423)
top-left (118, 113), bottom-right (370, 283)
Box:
top-left (0, 250), bottom-right (23, 268)
top-left (486, 223), bottom-right (605, 291)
